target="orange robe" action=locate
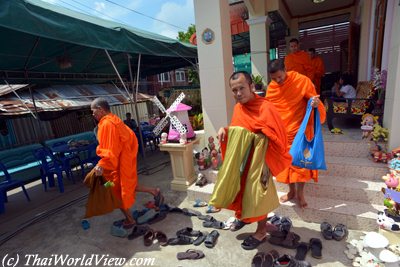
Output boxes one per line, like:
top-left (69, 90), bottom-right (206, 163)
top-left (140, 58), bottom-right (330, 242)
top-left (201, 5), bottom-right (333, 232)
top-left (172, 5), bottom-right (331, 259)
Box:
top-left (285, 51), bottom-right (314, 81)
top-left (221, 94), bottom-right (292, 223)
top-left (266, 71), bottom-right (326, 184)
top-left (311, 56), bottom-right (325, 94)
top-left (96, 113), bottom-right (138, 210)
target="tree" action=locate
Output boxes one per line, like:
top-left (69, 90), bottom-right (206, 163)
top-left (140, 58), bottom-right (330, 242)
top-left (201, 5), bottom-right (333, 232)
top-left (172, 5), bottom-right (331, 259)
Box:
top-left (177, 25), bottom-right (199, 85)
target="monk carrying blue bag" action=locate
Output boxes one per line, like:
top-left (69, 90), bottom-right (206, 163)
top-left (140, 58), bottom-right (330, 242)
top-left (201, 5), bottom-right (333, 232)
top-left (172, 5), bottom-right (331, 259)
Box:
top-left (289, 99), bottom-right (326, 170)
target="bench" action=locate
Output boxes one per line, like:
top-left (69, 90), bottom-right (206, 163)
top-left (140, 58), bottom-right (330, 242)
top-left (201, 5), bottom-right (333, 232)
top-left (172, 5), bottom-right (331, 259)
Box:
top-left (325, 81), bottom-right (376, 130)
top-left (0, 143), bottom-right (43, 185)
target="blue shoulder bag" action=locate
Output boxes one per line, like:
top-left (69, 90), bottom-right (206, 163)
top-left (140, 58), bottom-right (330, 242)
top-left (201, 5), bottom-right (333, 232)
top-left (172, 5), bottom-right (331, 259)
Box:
top-left (289, 99), bottom-right (327, 170)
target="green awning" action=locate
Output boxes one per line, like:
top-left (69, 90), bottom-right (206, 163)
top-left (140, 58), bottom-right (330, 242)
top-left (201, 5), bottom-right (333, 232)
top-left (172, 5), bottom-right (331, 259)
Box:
top-left (0, 0), bottom-right (197, 83)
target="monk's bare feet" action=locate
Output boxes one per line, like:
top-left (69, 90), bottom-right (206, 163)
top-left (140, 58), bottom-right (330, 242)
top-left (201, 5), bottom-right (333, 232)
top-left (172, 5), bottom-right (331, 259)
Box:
top-left (297, 194), bottom-right (308, 209)
top-left (280, 190), bottom-right (296, 203)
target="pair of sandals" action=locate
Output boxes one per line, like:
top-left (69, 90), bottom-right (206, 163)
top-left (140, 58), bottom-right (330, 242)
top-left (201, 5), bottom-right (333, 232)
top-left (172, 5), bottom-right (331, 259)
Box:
top-left (320, 222), bottom-right (348, 241)
top-left (295, 238), bottom-right (323, 260)
top-left (200, 215), bottom-right (225, 229)
top-left (269, 215), bottom-right (292, 232)
top-left (127, 225), bottom-right (167, 246)
top-left (251, 249), bottom-right (279, 267)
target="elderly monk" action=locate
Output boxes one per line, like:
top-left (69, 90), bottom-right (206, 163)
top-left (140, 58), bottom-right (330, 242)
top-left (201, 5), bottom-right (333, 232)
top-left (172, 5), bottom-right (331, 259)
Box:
top-left (91, 98), bottom-right (163, 227)
top-left (211, 71), bottom-right (291, 250)
top-left (266, 59), bottom-right (326, 209)
top-left (285, 38), bottom-right (314, 81)
top-left (308, 48), bottom-right (325, 94)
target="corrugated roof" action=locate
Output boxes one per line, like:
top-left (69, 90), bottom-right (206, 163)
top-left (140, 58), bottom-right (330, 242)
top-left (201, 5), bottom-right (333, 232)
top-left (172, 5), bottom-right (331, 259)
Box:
top-left (0, 84), bottom-right (152, 116)
top-left (0, 84), bottom-right (28, 97)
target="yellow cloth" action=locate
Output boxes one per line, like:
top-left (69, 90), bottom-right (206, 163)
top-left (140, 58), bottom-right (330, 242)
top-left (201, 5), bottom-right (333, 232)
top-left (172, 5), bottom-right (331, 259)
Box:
top-left (209, 127), bottom-right (280, 220)
top-left (97, 113), bottom-right (138, 209)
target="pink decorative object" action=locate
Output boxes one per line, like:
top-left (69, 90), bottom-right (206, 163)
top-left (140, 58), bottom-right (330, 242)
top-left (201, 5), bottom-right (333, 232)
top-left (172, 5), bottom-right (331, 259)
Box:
top-left (167, 103), bottom-right (195, 141)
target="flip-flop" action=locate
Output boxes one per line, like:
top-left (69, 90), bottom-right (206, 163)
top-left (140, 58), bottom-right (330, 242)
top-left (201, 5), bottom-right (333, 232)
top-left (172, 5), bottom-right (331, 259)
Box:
top-left (251, 252), bottom-right (266, 267)
top-left (268, 231), bottom-right (300, 249)
top-left (143, 229), bottom-right (155, 246)
top-left (230, 219), bottom-right (248, 232)
top-left (202, 220), bottom-right (225, 229)
top-left (128, 225), bottom-right (150, 240)
top-left (206, 205), bottom-right (221, 213)
top-left (176, 249), bottom-right (205, 260)
top-left (309, 238), bottom-right (323, 259)
top-left (193, 199), bottom-right (208, 207)
top-left (167, 235), bottom-right (194, 245)
top-left (155, 231), bottom-right (168, 246)
top-left (295, 242), bottom-right (309, 261)
top-left (241, 235), bottom-right (266, 250)
top-left (176, 227), bottom-right (201, 237)
top-left (320, 221), bottom-right (333, 240)
top-left (332, 223), bottom-right (348, 241)
top-left (279, 217), bottom-right (292, 232)
top-left (204, 230), bottom-right (220, 248)
top-left (193, 231), bottom-right (208, 246)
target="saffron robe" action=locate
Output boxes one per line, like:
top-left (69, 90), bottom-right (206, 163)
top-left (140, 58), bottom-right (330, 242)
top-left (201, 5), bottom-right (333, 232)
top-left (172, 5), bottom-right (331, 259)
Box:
top-left (214, 95), bottom-right (291, 223)
top-left (285, 51), bottom-right (314, 81)
top-left (311, 56), bottom-right (325, 94)
top-left (97, 113), bottom-right (138, 210)
top-left (266, 71), bottom-right (326, 184)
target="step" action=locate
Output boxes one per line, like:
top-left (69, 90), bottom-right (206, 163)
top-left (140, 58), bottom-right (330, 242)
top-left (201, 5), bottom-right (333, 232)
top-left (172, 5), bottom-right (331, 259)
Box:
top-left (323, 139), bottom-right (371, 158)
top-left (323, 156), bottom-right (388, 179)
top-left (198, 169), bottom-right (218, 183)
top-left (275, 175), bottom-right (385, 205)
top-left (275, 192), bottom-right (383, 231)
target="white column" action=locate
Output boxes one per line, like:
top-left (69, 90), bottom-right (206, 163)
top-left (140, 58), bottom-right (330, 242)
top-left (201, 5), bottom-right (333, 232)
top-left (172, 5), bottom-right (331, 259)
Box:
top-left (247, 16), bottom-right (270, 80)
top-left (383, 3), bottom-right (400, 150)
top-left (358, 0), bottom-right (374, 81)
top-left (194, 0), bottom-right (234, 142)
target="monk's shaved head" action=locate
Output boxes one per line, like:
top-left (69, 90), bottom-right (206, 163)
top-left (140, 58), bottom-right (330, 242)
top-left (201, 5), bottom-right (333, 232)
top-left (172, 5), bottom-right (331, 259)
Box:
top-left (268, 59), bottom-right (286, 74)
top-left (230, 71), bottom-right (253, 86)
top-left (91, 97), bottom-right (110, 111)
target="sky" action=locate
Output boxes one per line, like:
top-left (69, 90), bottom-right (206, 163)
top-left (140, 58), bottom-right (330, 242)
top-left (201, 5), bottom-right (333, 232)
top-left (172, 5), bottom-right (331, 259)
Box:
top-left (41, 0), bottom-right (195, 39)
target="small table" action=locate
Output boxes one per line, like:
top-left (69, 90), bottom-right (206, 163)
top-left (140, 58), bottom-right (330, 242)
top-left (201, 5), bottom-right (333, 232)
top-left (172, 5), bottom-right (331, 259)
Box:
top-left (159, 137), bottom-right (200, 191)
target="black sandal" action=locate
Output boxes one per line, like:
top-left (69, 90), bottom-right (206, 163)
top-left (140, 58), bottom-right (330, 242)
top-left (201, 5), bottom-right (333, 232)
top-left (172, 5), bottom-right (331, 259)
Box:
top-left (241, 235), bottom-right (266, 250)
top-left (229, 219), bottom-right (248, 232)
top-left (204, 230), bottom-right (220, 248)
top-left (167, 235), bottom-right (194, 245)
top-left (332, 223), bottom-right (348, 241)
top-left (320, 222), bottom-right (333, 240)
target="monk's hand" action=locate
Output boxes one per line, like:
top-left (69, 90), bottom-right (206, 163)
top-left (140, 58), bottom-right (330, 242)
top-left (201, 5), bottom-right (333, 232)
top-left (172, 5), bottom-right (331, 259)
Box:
top-left (217, 127), bottom-right (226, 142)
top-left (311, 95), bottom-right (321, 108)
top-left (94, 165), bottom-right (103, 176)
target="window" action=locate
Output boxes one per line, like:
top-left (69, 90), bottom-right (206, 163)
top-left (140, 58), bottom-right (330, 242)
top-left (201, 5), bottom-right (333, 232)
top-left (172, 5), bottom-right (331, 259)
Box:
top-left (175, 70), bottom-right (185, 82)
top-left (158, 72), bottom-right (170, 82)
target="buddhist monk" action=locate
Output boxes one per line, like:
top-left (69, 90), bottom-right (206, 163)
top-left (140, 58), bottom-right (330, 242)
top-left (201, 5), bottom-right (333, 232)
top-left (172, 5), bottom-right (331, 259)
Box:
top-left (308, 48), bottom-right (325, 94)
top-left (212, 71), bottom-right (292, 250)
top-left (285, 38), bottom-right (314, 81)
top-left (91, 98), bottom-right (163, 228)
top-left (266, 59), bottom-right (326, 209)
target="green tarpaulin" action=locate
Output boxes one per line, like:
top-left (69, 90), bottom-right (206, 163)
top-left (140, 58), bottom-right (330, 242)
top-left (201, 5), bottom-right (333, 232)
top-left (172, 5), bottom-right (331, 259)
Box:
top-left (0, 0), bottom-right (197, 83)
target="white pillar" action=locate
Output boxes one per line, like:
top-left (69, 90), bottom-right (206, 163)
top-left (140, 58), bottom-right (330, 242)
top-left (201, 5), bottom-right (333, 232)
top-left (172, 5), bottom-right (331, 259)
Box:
top-left (358, 0), bottom-right (374, 81)
top-left (244, 0), bottom-right (269, 79)
top-left (247, 16), bottom-right (270, 80)
top-left (383, 3), bottom-right (400, 150)
top-left (194, 0), bottom-right (234, 142)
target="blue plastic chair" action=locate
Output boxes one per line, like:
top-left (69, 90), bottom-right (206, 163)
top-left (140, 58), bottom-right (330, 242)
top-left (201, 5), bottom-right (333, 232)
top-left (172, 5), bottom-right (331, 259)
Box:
top-left (0, 161), bottom-right (31, 214)
top-left (51, 142), bottom-right (84, 179)
top-left (33, 148), bottom-right (68, 193)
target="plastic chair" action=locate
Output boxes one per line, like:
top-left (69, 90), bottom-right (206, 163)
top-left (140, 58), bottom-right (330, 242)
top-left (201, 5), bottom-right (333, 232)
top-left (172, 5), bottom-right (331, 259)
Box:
top-left (0, 161), bottom-right (31, 214)
top-left (33, 148), bottom-right (69, 193)
top-left (51, 142), bottom-right (84, 179)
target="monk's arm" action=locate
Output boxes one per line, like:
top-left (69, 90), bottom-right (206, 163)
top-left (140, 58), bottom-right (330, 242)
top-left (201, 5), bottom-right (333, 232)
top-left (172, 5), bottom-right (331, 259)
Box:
top-left (97, 120), bottom-right (121, 171)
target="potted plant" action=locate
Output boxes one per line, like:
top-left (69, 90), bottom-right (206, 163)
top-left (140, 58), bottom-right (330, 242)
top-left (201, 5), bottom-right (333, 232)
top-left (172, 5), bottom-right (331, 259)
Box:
top-left (251, 74), bottom-right (265, 91)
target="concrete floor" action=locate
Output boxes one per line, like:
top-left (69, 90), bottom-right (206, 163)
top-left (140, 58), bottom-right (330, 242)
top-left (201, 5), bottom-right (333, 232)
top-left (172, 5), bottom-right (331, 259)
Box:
top-left (0, 147), bottom-right (364, 267)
